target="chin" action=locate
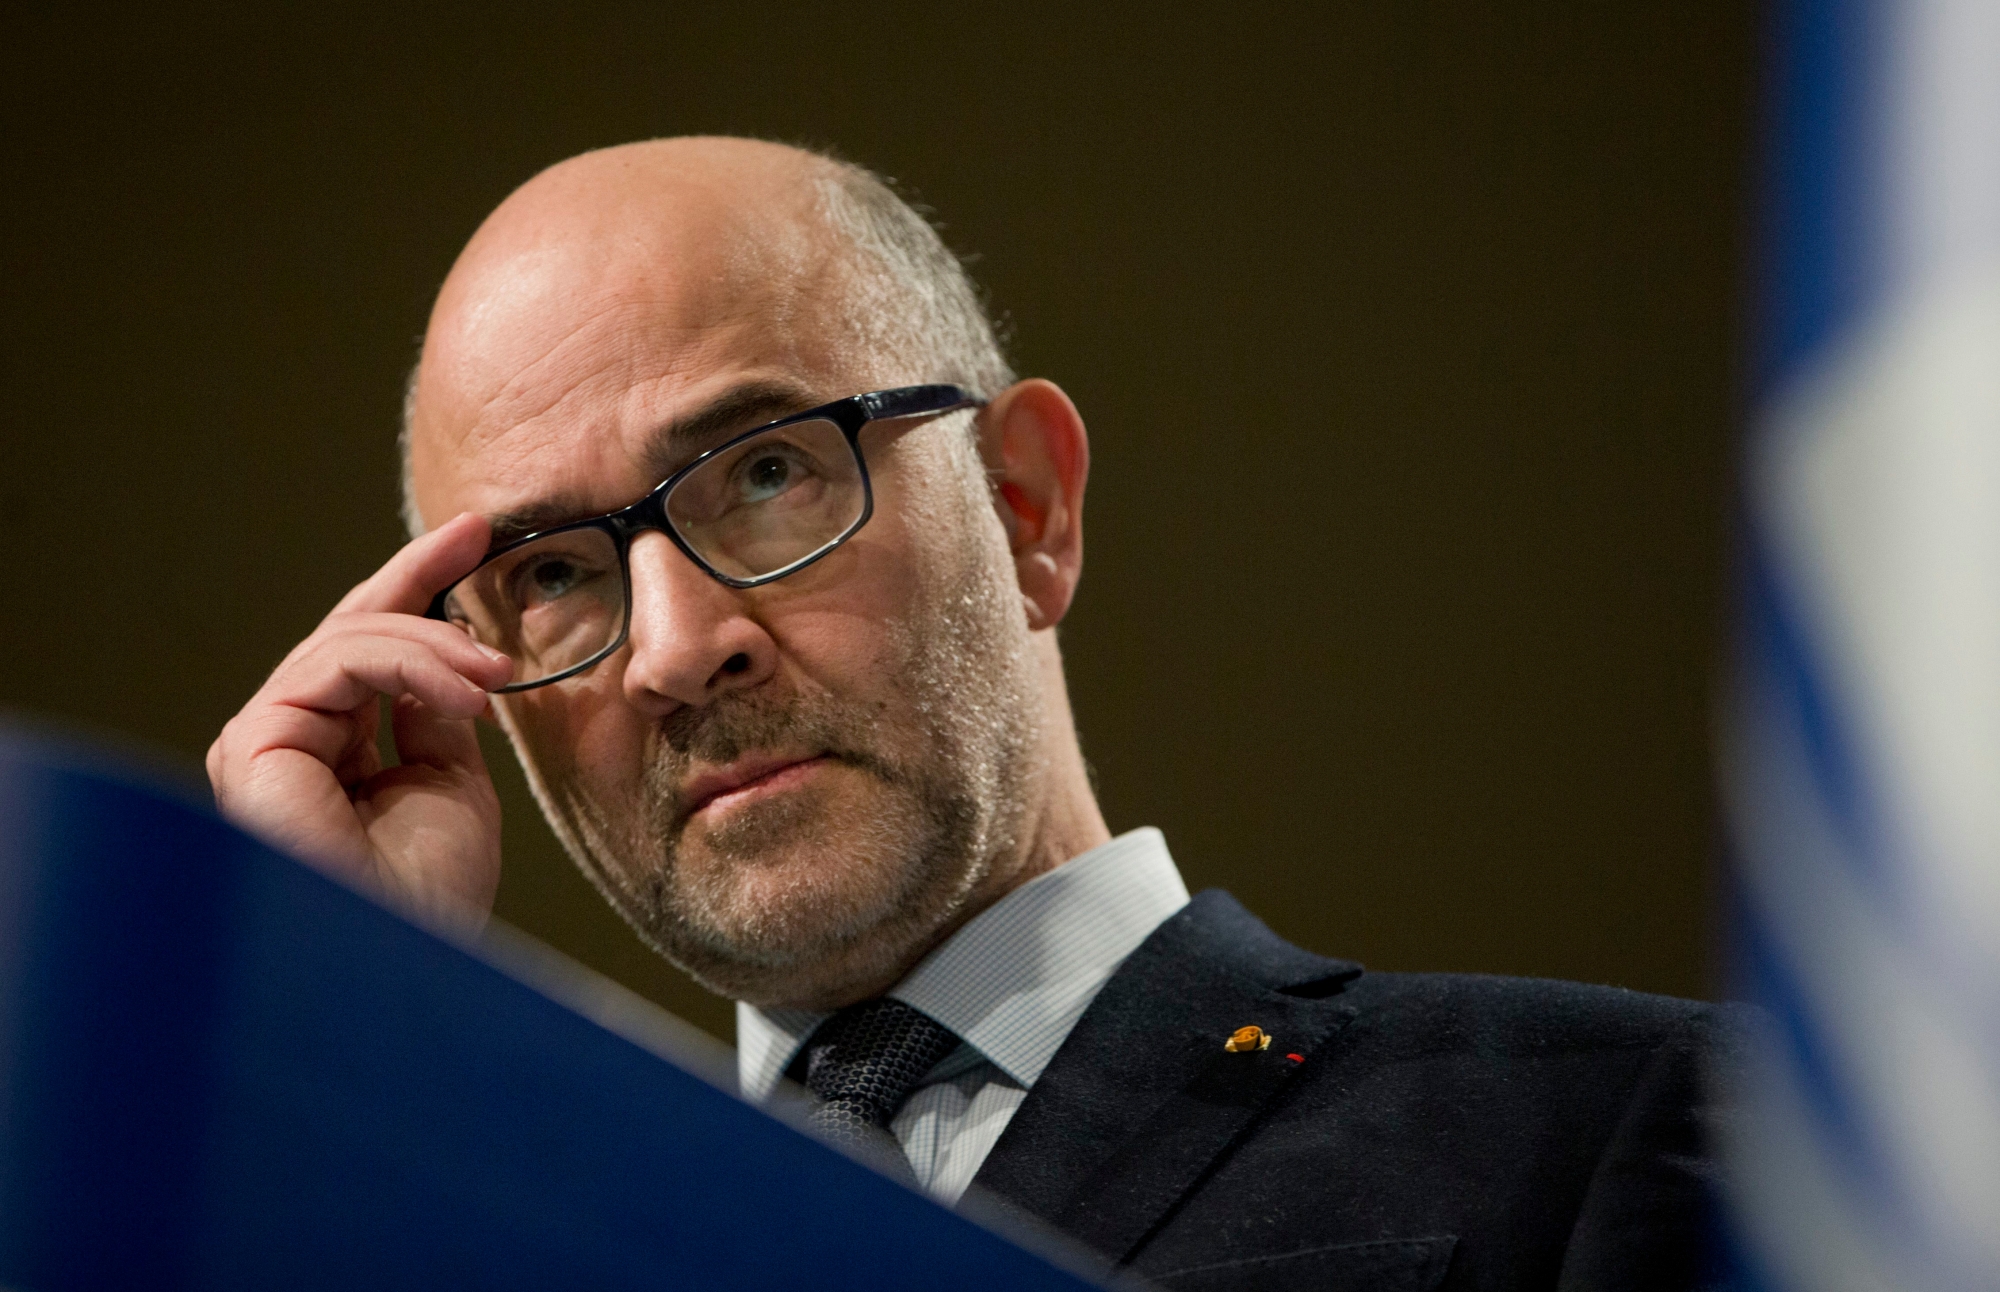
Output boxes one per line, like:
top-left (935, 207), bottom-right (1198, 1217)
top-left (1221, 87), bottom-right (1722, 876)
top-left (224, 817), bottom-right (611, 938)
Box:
top-left (643, 784), bottom-right (984, 1005)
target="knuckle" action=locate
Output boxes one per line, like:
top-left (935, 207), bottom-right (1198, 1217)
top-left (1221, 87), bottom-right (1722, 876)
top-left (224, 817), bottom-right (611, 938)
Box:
top-left (306, 619), bottom-right (372, 653)
top-left (396, 616), bottom-right (463, 653)
top-left (211, 717), bottom-right (246, 759)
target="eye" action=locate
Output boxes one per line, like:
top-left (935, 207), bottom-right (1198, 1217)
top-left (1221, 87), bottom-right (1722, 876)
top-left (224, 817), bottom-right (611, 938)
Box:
top-left (736, 448), bottom-right (806, 503)
top-left (529, 557), bottom-right (580, 597)
top-left (513, 553), bottom-right (599, 608)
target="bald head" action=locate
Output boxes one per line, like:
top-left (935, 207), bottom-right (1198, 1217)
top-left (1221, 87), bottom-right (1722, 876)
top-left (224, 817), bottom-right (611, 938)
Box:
top-left (401, 137), bottom-right (1011, 534)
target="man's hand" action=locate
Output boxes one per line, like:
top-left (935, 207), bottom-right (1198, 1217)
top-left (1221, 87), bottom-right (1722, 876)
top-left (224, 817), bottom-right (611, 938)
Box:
top-left (208, 513), bottom-right (515, 931)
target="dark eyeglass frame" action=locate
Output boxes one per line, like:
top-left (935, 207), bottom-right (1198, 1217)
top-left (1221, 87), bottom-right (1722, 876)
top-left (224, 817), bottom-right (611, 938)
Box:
top-left (426, 384), bottom-right (983, 692)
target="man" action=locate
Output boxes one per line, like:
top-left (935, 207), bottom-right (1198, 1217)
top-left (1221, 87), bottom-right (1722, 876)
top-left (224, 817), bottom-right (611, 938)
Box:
top-left (209, 137), bottom-right (1731, 1290)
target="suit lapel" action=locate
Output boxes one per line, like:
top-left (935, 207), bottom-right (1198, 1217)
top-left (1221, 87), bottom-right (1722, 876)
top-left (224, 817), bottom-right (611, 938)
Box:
top-left (970, 891), bottom-right (1361, 1267)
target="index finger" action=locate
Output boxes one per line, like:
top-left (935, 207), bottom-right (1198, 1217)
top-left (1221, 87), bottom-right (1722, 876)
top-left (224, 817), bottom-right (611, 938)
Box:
top-left (332, 511), bottom-right (493, 617)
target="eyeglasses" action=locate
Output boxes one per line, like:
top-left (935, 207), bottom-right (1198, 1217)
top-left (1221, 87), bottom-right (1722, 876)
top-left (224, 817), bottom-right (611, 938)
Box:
top-left (427, 384), bottom-right (983, 692)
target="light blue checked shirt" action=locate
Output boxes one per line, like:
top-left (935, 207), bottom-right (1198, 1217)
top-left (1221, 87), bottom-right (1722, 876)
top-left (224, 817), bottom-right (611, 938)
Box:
top-left (737, 827), bottom-right (1189, 1204)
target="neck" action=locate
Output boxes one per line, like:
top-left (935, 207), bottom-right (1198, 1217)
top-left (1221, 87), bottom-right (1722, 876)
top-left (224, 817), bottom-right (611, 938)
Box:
top-left (997, 632), bottom-right (1113, 892)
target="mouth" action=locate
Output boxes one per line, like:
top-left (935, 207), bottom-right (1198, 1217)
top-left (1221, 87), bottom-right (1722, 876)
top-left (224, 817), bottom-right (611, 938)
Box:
top-left (681, 753), bottom-right (831, 821)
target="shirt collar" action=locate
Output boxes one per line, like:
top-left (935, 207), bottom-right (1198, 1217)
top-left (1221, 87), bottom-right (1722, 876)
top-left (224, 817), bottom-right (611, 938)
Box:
top-left (736, 827), bottom-right (1188, 1099)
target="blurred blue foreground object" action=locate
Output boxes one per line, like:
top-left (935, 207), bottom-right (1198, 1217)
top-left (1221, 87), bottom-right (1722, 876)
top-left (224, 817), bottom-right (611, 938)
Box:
top-left (0, 727), bottom-right (1102, 1290)
top-left (1723, 0), bottom-right (2000, 1286)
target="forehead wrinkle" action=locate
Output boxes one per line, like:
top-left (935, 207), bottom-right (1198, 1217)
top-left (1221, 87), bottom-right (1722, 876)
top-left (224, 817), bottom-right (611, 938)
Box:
top-left (444, 167), bottom-right (863, 412)
top-left (452, 233), bottom-right (838, 453)
top-left (440, 315), bottom-right (760, 516)
top-left (465, 413), bottom-right (603, 512)
top-left (437, 210), bottom-right (806, 438)
top-left (457, 296), bottom-right (698, 450)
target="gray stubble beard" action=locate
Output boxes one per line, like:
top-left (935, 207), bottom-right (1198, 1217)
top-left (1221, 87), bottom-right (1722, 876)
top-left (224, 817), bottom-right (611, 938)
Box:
top-left (514, 443), bottom-right (1045, 1007)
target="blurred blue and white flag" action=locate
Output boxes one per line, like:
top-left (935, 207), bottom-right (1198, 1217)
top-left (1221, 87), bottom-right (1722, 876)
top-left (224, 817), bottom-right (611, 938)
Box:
top-left (1723, 0), bottom-right (2000, 1288)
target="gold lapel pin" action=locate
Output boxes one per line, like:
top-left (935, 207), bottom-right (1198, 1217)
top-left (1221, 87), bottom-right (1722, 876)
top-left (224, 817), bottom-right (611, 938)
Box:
top-left (1224, 1024), bottom-right (1272, 1053)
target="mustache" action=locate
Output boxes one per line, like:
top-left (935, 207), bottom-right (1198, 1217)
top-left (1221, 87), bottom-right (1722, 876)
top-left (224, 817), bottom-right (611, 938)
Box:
top-left (647, 685), bottom-right (901, 826)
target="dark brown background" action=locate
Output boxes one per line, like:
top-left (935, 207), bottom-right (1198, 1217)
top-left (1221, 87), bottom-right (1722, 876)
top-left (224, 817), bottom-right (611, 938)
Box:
top-left (0, 6), bottom-right (1751, 1040)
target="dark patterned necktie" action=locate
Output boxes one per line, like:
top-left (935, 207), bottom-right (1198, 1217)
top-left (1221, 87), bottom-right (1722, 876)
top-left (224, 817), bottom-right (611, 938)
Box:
top-left (799, 998), bottom-right (960, 1178)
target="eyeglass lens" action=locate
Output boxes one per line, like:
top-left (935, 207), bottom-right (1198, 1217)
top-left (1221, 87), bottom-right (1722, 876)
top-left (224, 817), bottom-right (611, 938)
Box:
top-left (664, 416), bottom-right (864, 581)
top-left (440, 415), bottom-right (867, 688)
top-left (442, 526), bottom-right (624, 687)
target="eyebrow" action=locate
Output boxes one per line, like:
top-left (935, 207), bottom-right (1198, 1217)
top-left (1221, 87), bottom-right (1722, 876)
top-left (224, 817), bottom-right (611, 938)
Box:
top-left (484, 379), bottom-right (820, 546)
top-left (637, 379), bottom-right (818, 481)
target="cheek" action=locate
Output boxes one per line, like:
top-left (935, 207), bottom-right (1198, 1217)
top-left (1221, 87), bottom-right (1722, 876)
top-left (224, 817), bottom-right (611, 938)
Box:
top-left (499, 661), bottom-right (649, 794)
top-left (749, 430), bottom-right (1003, 687)
top-left (755, 525), bottom-right (930, 692)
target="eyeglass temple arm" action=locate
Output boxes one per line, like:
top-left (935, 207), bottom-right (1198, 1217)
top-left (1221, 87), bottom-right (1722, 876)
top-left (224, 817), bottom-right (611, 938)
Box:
top-left (860, 385), bottom-right (984, 420)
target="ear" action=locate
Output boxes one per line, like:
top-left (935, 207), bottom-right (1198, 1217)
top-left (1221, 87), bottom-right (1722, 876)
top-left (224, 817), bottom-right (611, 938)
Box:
top-left (980, 379), bottom-right (1089, 631)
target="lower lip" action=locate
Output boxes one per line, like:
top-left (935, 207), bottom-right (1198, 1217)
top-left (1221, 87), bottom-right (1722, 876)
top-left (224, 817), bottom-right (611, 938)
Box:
top-left (692, 757), bottom-right (828, 818)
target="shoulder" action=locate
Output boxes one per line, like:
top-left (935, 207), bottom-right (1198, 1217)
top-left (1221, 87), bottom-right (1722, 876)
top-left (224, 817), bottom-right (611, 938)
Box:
top-left (1316, 969), bottom-right (1754, 1143)
top-left (1148, 890), bottom-right (1747, 1119)
top-left (1158, 889), bottom-right (1730, 1049)
top-left (1338, 968), bottom-right (1731, 1056)
top-left (991, 888), bottom-right (1742, 1280)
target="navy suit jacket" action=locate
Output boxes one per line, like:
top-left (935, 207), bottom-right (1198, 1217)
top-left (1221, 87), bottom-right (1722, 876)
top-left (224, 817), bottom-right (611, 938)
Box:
top-left (967, 891), bottom-right (1737, 1291)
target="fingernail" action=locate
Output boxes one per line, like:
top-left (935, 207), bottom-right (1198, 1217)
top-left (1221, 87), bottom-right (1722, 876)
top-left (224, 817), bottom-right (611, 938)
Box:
top-left (474, 644), bottom-right (509, 666)
top-left (462, 674), bottom-right (489, 694)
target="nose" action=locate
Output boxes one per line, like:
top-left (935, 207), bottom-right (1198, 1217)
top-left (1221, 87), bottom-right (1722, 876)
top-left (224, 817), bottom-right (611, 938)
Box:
top-left (619, 530), bottom-right (778, 716)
